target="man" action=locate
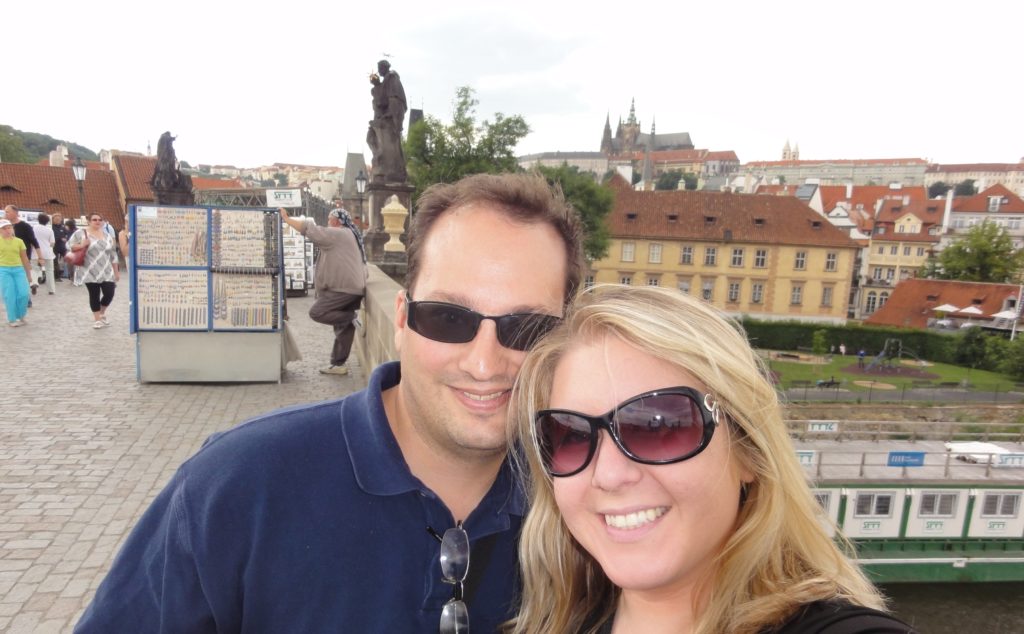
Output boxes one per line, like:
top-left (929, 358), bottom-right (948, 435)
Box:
top-left (75, 173), bottom-right (585, 632)
top-left (31, 213), bottom-right (56, 295)
top-left (51, 212), bottom-right (68, 281)
top-left (280, 205), bottom-right (368, 375)
top-left (4, 205), bottom-right (42, 300)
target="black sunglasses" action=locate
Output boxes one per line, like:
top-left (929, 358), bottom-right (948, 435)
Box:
top-left (535, 386), bottom-right (720, 477)
top-left (405, 293), bottom-right (560, 352)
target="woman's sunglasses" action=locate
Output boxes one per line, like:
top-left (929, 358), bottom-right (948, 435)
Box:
top-left (535, 386), bottom-right (720, 477)
top-left (405, 294), bottom-right (560, 352)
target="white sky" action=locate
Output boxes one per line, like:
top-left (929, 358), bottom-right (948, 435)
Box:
top-left (7, 0), bottom-right (1022, 169)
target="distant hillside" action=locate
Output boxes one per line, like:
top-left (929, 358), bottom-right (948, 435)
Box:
top-left (0, 124), bottom-right (98, 164)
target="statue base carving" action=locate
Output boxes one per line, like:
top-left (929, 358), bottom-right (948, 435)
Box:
top-left (152, 188), bottom-right (196, 206)
top-left (365, 182), bottom-right (414, 264)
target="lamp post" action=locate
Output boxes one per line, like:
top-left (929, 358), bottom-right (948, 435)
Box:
top-left (355, 169), bottom-right (368, 227)
top-left (71, 157), bottom-right (87, 220)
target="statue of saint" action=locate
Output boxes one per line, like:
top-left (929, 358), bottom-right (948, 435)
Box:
top-left (149, 131), bottom-right (194, 205)
top-left (366, 60), bottom-right (408, 184)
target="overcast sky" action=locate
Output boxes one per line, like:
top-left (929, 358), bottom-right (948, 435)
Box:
top-left (7, 0), bottom-right (1021, 169)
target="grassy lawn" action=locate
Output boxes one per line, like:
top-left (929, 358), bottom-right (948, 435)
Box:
top-left (761, 351), bottom-right (1019, 393)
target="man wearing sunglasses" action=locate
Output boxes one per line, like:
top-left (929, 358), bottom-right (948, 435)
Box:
top-left (76, 173), bottom-right (586, 633)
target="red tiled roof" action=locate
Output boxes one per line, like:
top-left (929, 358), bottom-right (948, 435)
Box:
top-left (875, 198), bottom-right (945, 224)
top-left (864, 279), bottom-right (1020, 329)
top-left (951, 184), bottom-right (1024, 213)
top-left (0, 163), bottom-right (123, 229)
top-left (35, 158), bottom-right (110, 171)
top-left (705, 151), bottom-right (739, 162)
top-left (191, 176), bottom-right (244, 190)
top-left (112, 155), bottom-right (156, 203)
top-left (607, 177), bottom-right (859, 248)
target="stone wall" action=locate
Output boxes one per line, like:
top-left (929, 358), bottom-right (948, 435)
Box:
top-left (353, 265), bottom-right (402, 384)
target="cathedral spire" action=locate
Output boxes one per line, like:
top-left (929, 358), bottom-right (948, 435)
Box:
top-left (601, 113), bottom-right (613, 154)
top-left (627, 98), bottom-right (637, 125)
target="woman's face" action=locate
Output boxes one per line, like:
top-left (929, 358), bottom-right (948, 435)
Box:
top-left (548, 334), bottom-right (749, 603)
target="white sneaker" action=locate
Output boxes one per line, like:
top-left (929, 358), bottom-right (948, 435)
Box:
top-left (319, 365), bottom-right (349, 376)
top-left (92, 321), bottom-right (106, 329)
top-left (100, 316), bottom-right (110, 325)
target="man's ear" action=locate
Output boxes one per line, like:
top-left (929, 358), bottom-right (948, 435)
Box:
top-left (393, 289), bottom-right (408, 352)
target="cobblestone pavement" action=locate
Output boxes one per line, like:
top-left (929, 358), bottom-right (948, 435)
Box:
top-left (0, 280), bottom-right (364, 633)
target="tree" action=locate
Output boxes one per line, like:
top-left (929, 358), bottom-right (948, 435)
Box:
top-left (928, 181), bottom-right (951, 198)
top-left (274, 173), bottom-right (288, 187)
top-left (405, 86), bottom-right (529, 201)
top-left (930, 221), bottom-right (1024, 283)
top-left (655, 170), bottom-right (683, 191)
top-left (954, 179), bottom-right (977, 196)
top-left (1000, 337), bottom-right (1024, 381)
top-left (682, 172), bottom-right (699, 191)
top-left (536, 164), bottom-right (612, 262)
top-left (0, 125), bottom-right (32, 163)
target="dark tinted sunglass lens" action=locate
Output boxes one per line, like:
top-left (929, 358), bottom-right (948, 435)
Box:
top-left (498, 314), bottom-right (559, 351)
top-left (616, 393), bottom-right (704, 462)
top-left (537, 413), bottom-right (593, 475)
top-left (413, 303), bottom-right (480, 343)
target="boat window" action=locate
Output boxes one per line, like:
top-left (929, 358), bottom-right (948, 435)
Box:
top-left (981, 493), bottom-right (1021, 517)
top-left (855, 492), bottom-right (893, 517)
top-left (919, 492), bottom-right (957, 517)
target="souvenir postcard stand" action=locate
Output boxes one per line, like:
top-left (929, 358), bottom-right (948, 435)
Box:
top-left (130, 205), bottom-right (284, 382)
top-left (282, 218), bottom-right (313, 296)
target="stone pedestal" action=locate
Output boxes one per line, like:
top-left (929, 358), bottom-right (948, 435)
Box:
top-left (152, 188), bottom-right (196, 206)
top-left (365, 181), bottom-right (414, 264)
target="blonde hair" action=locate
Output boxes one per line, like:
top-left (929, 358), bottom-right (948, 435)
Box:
top-left (507, 284), bottom-right (884, 634)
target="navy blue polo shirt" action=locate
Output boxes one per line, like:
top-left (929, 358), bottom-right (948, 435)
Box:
top-left (75, 362), bottom-right (525, 633)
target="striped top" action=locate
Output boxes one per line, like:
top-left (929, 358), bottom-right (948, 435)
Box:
top-left (68, 229), bottom-right (117, 284)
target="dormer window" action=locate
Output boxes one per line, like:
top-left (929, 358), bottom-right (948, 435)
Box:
top-left (753, 217), bottom-right (765, 226)
top-left (988, 197), bottom-right (1003, 212)
top-left (704, 216), bottom-right (716, 224)
top-left (926, 294), bottom-right (938, 301)
top-left (667, 214), bottom-right (678, 222)
top-left (811, 220), bottom-right (822, 229)
top-left (626, 212), bottom-right (638, 221)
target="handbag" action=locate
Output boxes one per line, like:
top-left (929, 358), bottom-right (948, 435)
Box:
top-left (66, 232), bottom-right (88, 266)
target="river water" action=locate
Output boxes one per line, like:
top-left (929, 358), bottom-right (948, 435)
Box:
top-left (883, 582), bottom-right (1024, 633)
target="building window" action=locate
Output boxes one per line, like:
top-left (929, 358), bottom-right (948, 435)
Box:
top-left (702, 280), bottom-right (714, 301)
top-left (621, 242), bottom-right (635, 262)
top-left (897, 225), bottom-right (906, 233)
top-left (704, 247), bottom-right (717, 266)
top-left (649, 243), bottom-right (663, 264)
top-left (728, 282), bottom-right (741, 302)
top-left (620, 275), bottom-right (633, 285)
top-left (988, 197), bottom-right (1001, 212)
top-left (890, 245), bottom-right (898, 255)
top-left (821, 286), bottom-right (833, 307)
top-left (754, 249), bottom-right (767, 268)
top-left (583, 275), bottom-right (595, 288)
top-left (647, 277), bottom-right (660, 287)
top-left (731, 248), bottom-right (744, 267)
top-left (678, 280), bottom-right (690, 295)
top-left (902, 246), bottom-right (911, 256)
top-left (981, 492), bottom-right (1020, 517)
top-left (877, 246), bottom-right (885, 255)
top-left (919, 492), bottom-right (957, 517)
top-left (917, 247), bottom-right (925, 257)
top-left (790, 284), bottom-right (803, 305)
top-left (854, 492), bottom-right (894, 518)
top-left (879, 291), bottom-right (889, 308)
top-left (866, 292), bottom-right (877, 314)
top-left (814, 491), bottom-right (832, 511)
top-left (872, 267), bottom-right (883, 280)
top-left (751, 282), bottom-right (764, 304)
top-left (886, 268), bottom-right (895, 281)
top-left (825, 252), bottom-right (837, 272)
top-left (794, 251), bottom-right (806, 270)
top-left (680, 245), bottom-right (693, 265)
top-left (876, 226), bottom-right (886, 234)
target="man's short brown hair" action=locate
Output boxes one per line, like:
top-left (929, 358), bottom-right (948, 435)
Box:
top-left (405, 173), bottom-right (585, 304)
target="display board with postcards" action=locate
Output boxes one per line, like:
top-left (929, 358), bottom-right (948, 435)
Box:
top-left (129, 205), bottom-right (282, 332)
top-left (281, 218), bottom-right (314, 296)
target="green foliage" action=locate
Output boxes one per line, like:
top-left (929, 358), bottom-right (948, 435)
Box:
top-left (682, 172), bottom-right (698, 190)
top-left (536, 164), bottom-right (612, 262)
top-left (931, 221), bottom-right (1024, 283)
top-left (812, 329), bottom-right (828, 356)
top-left (0, 124), bottom-right (97, 163)
top-left (655, 170), bottom-right (683, 191)
top-left (954, 327), bottom-right (991, 368)
top-left (954, 179), bottom-right (977, 196)
top-left (1000, 337), bottom-right (1024, 381)
top-left (928, 181), bottom-right (952, 198)
top-left (273, 173), bottom-right (288, 187)
top-left (404, 86), bottom-right (529, 202)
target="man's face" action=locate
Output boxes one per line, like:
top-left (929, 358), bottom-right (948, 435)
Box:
top-left (393, 204), bottom-right (567, 462)
top-left (378, 61), bottom-right (388, 75)
top-left (53, 214), bottom-right (63, 224)
top-left (4, 207), bottom-right (18, 223)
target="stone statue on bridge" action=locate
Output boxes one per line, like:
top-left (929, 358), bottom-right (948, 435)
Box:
top-left (150, 131), bottom-right (195, 205)
top-left (366, 60), bottom-right (408, 184)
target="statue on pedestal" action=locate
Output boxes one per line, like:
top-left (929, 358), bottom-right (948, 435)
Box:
top-left (366, 60), bottom-right (408, 184)
top-left (150, 132), bottom-right (195, 205)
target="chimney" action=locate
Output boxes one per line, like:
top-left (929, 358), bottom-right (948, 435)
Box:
top-left (845, 182), bottom-right (853, 199)
top-left (941, 189), bottom-right (954, 234)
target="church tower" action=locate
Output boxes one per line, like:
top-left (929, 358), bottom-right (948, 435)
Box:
top-left (782, 140), bottom-right (792, 161)
top-left (601, 113), bottom-right (613, 155)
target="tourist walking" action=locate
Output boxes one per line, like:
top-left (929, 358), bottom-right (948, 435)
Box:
top-left (51, 213), bottom-right (69, 282)
top-left (5, 205), bottom-right (42, 302)
top-left (68, 213), bottom-right (120, 329)
top-left (64, 218), bottom-right (80, 284)
top-left (31, 213), bottom-right (56, 295)
top-left (0, 219), bottom-right (32, 326)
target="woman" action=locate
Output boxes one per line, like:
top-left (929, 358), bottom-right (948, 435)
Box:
top-left (510, 285), bottom-right (915, 634)
top-left (0, 218), bottom-right (32, 326)
top-left (64, 218), bottom-right (79, 283)
top-left (68, 213), bottom-right (120, 329)
top-left (51, 212), bottom-right (68, 282)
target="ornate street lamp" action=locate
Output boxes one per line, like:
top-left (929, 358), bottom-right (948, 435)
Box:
top-left (355, 169), bottom-right (368, 225)
top-left (71, 157), bottom-right (87, 220)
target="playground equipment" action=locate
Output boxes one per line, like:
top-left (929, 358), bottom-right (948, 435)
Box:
top-left (864, 338), bottom-right (927, 372)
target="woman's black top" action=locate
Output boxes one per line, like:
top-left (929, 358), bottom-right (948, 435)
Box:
top-left (590, 599), bottom-right (917, 633)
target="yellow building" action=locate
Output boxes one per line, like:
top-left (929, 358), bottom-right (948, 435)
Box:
top-left (591, 178), bottom-right (860, 323)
